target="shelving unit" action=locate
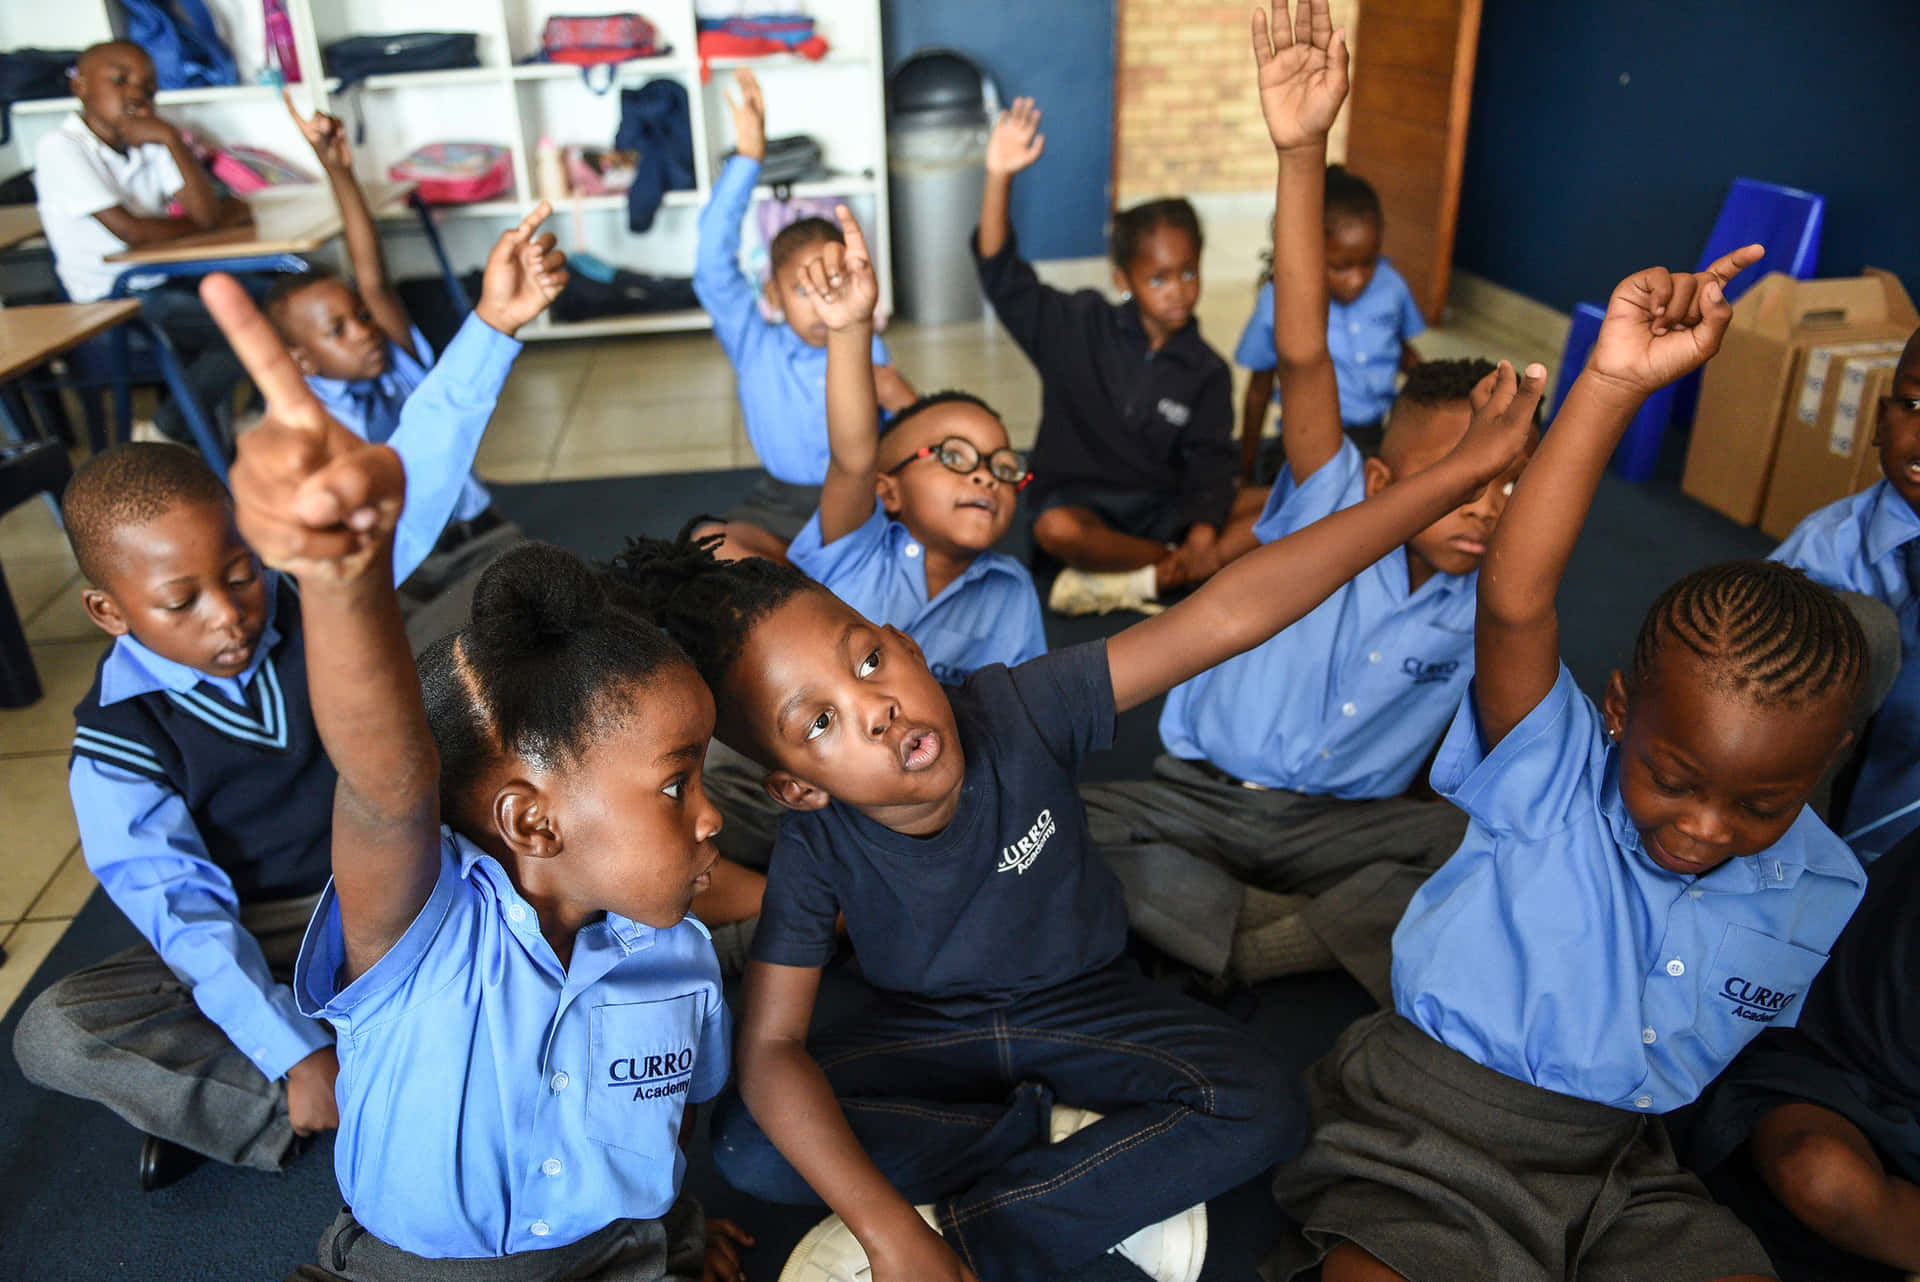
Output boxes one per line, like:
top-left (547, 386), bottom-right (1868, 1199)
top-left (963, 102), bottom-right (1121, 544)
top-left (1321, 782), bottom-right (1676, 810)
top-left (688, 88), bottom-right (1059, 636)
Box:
top-left (0, 0), bottom-right (893, 342)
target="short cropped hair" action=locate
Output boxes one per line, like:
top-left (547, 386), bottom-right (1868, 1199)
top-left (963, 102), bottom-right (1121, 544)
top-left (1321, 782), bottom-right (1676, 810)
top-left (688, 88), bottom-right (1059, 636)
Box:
top-left (877, 389), bottom-right (1003, 441)
top-left (768, 218), bottom-right (844, 276)
top-left (63, 442), bottom-right (230, 585)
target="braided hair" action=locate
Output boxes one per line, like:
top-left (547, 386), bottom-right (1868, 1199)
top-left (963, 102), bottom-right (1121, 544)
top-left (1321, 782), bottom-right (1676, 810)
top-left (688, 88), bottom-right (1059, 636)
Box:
top-left (1629, 560), bottom-right (1865, 710)
top-left (603, 520), bottom-right (820, 695)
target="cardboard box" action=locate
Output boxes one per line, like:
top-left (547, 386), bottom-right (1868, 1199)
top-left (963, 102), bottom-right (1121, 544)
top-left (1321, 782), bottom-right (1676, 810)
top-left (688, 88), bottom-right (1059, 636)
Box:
top-left (1758, 343), bottom-right (1905, 538)
top-left (1682, 270), bottom-right (1917, 526)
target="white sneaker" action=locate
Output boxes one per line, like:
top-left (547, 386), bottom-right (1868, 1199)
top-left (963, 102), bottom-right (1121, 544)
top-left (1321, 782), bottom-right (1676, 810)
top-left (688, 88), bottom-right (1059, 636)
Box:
top-left (1047, 567), bottom-right (1164, 617)
top-left (1049, 1105), bottom-right (1209, 1282)
top-left (778, 1205), bottom-right (941, 1282)
top-left (129, 418), bottom-right (166, 444)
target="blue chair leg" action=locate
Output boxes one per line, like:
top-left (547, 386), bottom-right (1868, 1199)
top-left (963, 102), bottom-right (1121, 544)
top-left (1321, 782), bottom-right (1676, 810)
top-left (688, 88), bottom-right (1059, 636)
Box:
top-left (0, 439), bottom-right (75, 707)
top-left (0, 557), bottom-right (37, 708)
top-left (134, 318), bottom-right (230, 482)
top-left (110, 321), bottom-right (134, 443)
top-left (411, 192), bottom-right (469, 317)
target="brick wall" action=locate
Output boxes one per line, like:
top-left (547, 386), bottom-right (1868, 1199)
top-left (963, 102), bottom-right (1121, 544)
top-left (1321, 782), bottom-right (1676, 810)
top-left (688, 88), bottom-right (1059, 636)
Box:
top-left (1114, 0), bottom-right (1359, 205)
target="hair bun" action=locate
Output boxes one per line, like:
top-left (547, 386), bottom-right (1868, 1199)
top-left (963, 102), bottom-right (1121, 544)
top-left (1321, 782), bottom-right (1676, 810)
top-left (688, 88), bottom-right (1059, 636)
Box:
top-left (468, 541), bottom-right (605, 661)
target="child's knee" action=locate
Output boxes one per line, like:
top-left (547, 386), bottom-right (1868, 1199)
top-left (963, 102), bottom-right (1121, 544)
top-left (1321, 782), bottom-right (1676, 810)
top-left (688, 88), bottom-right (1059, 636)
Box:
top-left (1759, 1121), bottom-right (1885, 1235)
top-left (12, 980), bottom-right (86, 1090)
top-left (1032, 507), bottom-right (1087, 554)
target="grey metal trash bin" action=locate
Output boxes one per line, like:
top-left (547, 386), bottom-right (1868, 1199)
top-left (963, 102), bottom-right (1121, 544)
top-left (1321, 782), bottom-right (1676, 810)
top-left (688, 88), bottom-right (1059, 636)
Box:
top-left (887, 49), bottom-right (996, 325)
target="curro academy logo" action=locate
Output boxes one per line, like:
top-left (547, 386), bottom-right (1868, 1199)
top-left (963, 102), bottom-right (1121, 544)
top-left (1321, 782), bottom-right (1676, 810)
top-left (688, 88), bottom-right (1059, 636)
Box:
top-left (998, 808), bottom-right (1056, 874)
top-left (1719, 976), bottom-right (1799, 1023)
top-left (605, 1045), bottom-right (697, 1102)
top-left (1401, 657), bottom-right (1460, 686)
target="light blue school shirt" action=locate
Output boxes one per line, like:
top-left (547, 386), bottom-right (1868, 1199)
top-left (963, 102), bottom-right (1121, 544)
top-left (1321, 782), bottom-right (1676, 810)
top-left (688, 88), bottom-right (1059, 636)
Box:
top-left (694, 155), bottom-right (890, 485)
top-left (1234, 261), bottom-right (1425, 427)
top-left (65, 315), bottom-right (521, 1082)
top-left (1771, 479), bottom-right (1920, 860)
top-left (1393, 666), bottom-right (1867, 1114)
top-left (1158, 439), bottom-right (1475, 797)
top-left (306, 321), bottom-right (492, 524)
top-left (788, 499), bottom-right (1047, 684)
top-left (295, 832), bottom-right (731, 1259)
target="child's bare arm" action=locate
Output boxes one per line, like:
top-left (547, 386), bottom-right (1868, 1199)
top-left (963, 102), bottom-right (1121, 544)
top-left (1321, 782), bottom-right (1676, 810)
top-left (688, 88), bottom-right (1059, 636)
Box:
top-left (119, 113), bottom-right (227, 230)
top-left (1256, 0), bottom-right (1350, 485)
top-left (737, 963), bottom-right (976, 1282)
top-left (1240, 367), bottom-right (1275, 482)
top-left (1109, 360), bottom-right (1545, 713)
top-left (286, 90), bottom-right (411, 350)
top-left (202, 274), bottom-right (441, 985)
top-left (1472, 245), bottom-right (1763, 747)
top-left (976, 98), bottom-right (1043, 261)
top-left (874, 363), bottom-right (918, 414)
top-left (806, 207), bottom-right (885, 545)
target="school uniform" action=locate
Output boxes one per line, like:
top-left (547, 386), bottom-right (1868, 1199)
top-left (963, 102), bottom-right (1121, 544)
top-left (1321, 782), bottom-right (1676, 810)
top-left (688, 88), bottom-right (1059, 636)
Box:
top-left (1265, 666), bottom-right (1866, 1282)
top-left (1237, 264), bottom-right (1424, 470)
top-left (710, 644), bottom-right (1299, 1282)
top-left (694, 154), bottom-right (891, 541)
top-left (971, 228), bottom-right (1236, 546)
top-left (10, 323), bottom-right (522, 1170)
top-left (1772, 479), bottom-right (1920, 860)
top-left (788, 498), bottom-right (1047, 683)
top-left (1081, 440), bottom-right (1471, 996)
top-left (290, 831), bottom-right (727, 1277)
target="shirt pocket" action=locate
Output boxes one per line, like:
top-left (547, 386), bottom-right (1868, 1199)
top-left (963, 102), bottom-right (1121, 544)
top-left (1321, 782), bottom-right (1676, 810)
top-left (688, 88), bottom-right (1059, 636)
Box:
top-left (1697, 922), bottom-right (1829, 1061)
top-left (586, 993), bottom-right (706, 1157)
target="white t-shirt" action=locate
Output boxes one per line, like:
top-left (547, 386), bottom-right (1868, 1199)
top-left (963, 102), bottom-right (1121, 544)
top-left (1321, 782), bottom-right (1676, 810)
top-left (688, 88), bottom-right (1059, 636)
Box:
top-left (35, 113), bottom-right (186, 301)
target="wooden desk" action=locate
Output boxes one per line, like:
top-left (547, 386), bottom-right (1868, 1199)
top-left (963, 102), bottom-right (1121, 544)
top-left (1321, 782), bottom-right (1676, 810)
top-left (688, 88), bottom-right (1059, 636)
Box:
top-left (105, 181), bottom-right (414, 267)
top-left (0, 300), bottom-right (142, 383)
top-left (0, 207), bottom-right (42, 254)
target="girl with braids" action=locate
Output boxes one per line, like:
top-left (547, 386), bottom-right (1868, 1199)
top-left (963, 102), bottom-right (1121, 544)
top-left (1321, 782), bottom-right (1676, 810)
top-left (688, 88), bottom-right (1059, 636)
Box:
top-left (194, 276), bottom-right (752, 1281)
top-left (1258, 16), bottom-right (1864, 1280)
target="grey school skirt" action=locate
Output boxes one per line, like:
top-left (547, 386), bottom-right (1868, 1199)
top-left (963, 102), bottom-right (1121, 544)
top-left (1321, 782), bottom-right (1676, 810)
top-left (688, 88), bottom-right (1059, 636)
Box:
top-left (1263, 1012), bottom-right (1774, 1282)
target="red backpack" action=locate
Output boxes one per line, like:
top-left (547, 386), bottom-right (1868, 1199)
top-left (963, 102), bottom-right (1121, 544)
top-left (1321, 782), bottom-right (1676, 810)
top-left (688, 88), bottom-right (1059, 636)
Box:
top-left (540, 14), bottom-right (666, 91)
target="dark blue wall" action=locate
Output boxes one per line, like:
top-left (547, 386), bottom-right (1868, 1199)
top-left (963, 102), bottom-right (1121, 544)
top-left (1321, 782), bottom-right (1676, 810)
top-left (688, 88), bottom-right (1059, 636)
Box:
top-left (1455, 1), bottom-right (1920, 312)
top-left (881, 0), bottom-right (1114, 259)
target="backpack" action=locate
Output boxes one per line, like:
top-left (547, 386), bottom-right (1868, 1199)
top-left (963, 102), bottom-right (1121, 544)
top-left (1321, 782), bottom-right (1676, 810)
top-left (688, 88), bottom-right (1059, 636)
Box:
top-left (538, 13), bottom-right (667, 91)
top-left (388, 142), bottom-right (512, 206)
top-left (0, 49), bottom-right (79, 146)
top-left (321, 33), bottom-right (481, 139)
top-left (116, 0), bottom-right (239, 90)
top-left (755, 134), bottom-right (827, 189)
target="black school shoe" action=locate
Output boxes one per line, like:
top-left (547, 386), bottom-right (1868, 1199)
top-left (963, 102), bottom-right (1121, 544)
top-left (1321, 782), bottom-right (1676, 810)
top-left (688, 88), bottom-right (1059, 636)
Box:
top-left (138, 1133), bottom-right (208, 1192)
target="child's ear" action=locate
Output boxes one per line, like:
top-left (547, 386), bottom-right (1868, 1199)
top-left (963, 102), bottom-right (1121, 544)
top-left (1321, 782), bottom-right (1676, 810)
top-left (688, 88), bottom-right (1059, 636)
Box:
top-left (81, 588), bottom-right (129, 637)
top-left (286, 341), bottom-right (318, 377)
top-left (1362, 455), bottom-right (1394, 498)
top-left (1110, 266), bottom-right (1132, 298)
top-left (761, 277), bottom-right (780, 315)
top-left (875, 471), bottom-right (904, 518)
top-left (494, 782), bottom-right (562, 860)
top-left (1602, 670), bottom-right (1630, 744)
top-left (762, 770), bottom-right (831, 813)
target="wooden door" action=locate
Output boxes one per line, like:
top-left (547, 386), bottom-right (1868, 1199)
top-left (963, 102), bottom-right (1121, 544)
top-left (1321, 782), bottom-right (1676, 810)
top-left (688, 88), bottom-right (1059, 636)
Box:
top-left (1341, 0), bottom-right (1483, 322)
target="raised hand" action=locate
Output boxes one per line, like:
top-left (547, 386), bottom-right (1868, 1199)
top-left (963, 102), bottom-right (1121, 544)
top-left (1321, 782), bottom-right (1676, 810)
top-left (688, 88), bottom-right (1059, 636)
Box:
top-left (474, 202), bottom-right (570, 337)
top-left (724, 67), bottom-right (768, 163)
top-left (1448, 359), bottom-right (1547, 484)
top-left (798, 204), bottom-right (880, 333)
top-left (985, 97), bottom-right (1045, 176)
top-left (283, 88), bottom-right (351, 171)
top-left (199, 273), bottom-right (406, 583)
top-left (1588, 244), bottom-right (1764, 399)
top-left (1252, 0), bottom-right (1349, 152)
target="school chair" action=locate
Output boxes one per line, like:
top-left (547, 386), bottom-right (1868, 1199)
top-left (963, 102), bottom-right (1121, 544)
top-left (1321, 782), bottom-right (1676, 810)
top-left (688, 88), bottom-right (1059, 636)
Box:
top-left (1549, 178), bottom-right (1825, 481)
top-left (0, 438), bottom-right (72, 707)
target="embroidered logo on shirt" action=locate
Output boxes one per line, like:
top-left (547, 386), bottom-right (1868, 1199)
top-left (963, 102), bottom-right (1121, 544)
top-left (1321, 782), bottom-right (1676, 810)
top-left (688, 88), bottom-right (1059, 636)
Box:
top-left (998, 808), bottom-right (1056, 874)
top-left (605, 1046), bottom-right (697, 1101)
top-left (1157, 398), bottom-right (1192, 426)
top-left (1401, 658), bottom-right (1460, 686)
top-left (1719, 977), bottom-right (1799, 1023)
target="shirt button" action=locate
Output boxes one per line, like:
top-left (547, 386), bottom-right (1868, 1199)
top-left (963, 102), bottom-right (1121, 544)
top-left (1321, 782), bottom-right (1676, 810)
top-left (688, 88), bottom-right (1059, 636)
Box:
top-left (1341, 701), bottom-right (1357, 717)
top-left (904, 543), bottom-right (921, 559)
top-left (542, 1158), bottom-right (563, 1177)
top-left (1348, 321), bottom-right (1360, 333)
top-left (1641, 1027), bottom-right (1657, 1045)
top-left (550, 1071), bottom-right (569, 1092)
top-left (1688, 888), bottom-right (1703, 900)
top-left (530, 1220), bottom-right (551, 1237)
top-left (1368, 651), bottom-right (1382, 664)
top-left (507, 902), bottom-right (527, 924)
top-left (1634, 1095), bottom-right (1653, 1110)
top-left (1319, 748), bottom-right (1332, 759)
top-left (1665, 958), bottom-right (1685, 977)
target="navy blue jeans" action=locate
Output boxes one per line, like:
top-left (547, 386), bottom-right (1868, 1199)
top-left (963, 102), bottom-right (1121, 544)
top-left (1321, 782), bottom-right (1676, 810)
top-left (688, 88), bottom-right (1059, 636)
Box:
top-left (711, 961), bottom-right (1304, 1282)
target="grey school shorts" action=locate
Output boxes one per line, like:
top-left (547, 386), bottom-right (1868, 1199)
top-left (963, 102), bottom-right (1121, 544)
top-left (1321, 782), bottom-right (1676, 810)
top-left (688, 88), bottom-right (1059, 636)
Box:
top-left (1263, 1011), bottom-right (1775, 1282)
top-left (722, 473), bottom-right (824, 545)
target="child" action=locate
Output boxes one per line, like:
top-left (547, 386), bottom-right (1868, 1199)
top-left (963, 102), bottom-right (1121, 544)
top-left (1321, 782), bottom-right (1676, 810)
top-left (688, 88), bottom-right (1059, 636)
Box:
top-left (1235, 165), bottom-right (1424, 480)
top-left (694, 68), bottom-right (917, 562)
top-left (976, 97), bottom-right (1265, 617)
top-left (1679, 826), bottom-right (1920, 1282)
top-left (35, 41), bottom-right (254, 446)
top-left (610, 275), bottom-right (1542, 1279)
top-left (10, 216), bottom-right (565, 1192)
top-left (191, 277), bottom-right (750, 1279)
top-left (272, 94), bottom-right (556, 644)
top-left (1253, 15), bottom-right (1864, 1282)
top-left (787, 204), bottom-right (1047, 683)
top-left (1770, 327), bottom-right (1920, 861)
top-left (1081, 30), bottom-right (1529, 1001)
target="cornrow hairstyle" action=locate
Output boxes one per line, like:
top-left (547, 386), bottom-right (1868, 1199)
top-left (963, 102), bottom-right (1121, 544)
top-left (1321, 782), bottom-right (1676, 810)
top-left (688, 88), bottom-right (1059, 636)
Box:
top-left (1110, 197), bottom-right (1203, 272)
top-left (417, 541), bottom-right (691, 820)
top-left (768, 217), bottom-right (845, 276)
top-left (603, 519), bottom-right (820, 694)
top-left (877, 389), bottom-right (1003, 441)
top-left (1324, 164), bottom-right (1382, 232)
top-left (1629, 560), bottom-right (1866, 710)
top-left (63, 442), bottom-right (231, 585)
top-left (261, 267), bottom-right (336, 341)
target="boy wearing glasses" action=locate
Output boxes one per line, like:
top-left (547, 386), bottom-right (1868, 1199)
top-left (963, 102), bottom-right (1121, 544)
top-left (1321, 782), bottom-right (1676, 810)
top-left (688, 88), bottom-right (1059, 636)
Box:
top-left (787, 206), bottom-right (1047, 684)
top-left (1772, 326), bottom-right (1920, 861)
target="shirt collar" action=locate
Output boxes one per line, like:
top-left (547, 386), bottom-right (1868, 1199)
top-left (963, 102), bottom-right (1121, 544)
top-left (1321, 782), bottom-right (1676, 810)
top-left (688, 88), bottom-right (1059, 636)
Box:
top-left (1598, 749), bottom-right (1830, 892)
top-left (1117, 300), bottom-right (1205, 365)
top-left (1863, 480), bottom-right (1920, 566)
top-left (98, 571), bottom-right (285, 706)
top-left (456, 841), bottom-right (658, 954)
top-left (883, 518), bottom-right (1023, 587)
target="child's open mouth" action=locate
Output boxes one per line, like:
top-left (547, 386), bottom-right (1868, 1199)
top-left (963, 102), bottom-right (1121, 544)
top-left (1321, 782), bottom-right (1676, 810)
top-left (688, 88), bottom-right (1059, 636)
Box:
top-left (956, 495), bottom-right (998, 518)
top-left (899, 728), bottom-right (942, 772)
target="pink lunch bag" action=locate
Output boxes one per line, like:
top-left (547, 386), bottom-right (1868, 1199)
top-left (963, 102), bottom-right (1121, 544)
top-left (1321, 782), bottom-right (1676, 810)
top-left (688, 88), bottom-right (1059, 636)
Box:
top-left (388, 142), bottom-right (513, 205)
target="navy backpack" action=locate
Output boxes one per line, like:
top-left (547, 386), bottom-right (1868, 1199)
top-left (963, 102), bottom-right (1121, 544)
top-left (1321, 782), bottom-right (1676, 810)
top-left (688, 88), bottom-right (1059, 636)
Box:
top-left (117, 0), bottom-right (239, 90)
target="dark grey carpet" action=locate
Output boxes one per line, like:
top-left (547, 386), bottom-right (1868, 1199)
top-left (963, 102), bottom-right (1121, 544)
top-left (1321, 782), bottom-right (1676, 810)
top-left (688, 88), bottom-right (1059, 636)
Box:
top-left (0, 467), bottom-right (1771, 1280)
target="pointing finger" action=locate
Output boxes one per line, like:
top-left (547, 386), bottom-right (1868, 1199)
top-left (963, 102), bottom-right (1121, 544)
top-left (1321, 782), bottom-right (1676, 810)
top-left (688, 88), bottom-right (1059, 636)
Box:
top-left (199, 274), bottom-right (328, 429)
top-left (1703, 242), bottom-right (1765, 289)
top-left (512, 200), bottom-right (554, 242)
top-left (834, 203), bottom-right (869, 263)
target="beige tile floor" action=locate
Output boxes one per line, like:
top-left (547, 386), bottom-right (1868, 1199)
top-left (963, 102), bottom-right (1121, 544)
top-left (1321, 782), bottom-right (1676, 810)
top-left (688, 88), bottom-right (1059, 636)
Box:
top-left (0, 213), bottom-right (1565, 1016)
